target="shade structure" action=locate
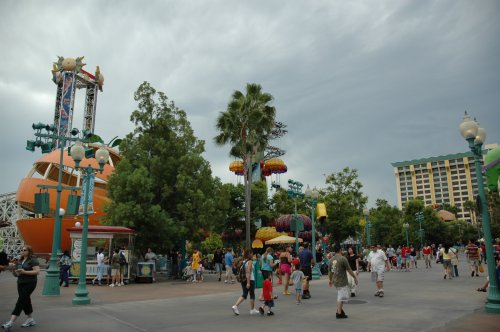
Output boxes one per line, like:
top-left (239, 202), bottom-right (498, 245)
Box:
top-left (265, 235), bottom-right (303, 245)
top-left (252, 239), bottom-right (264, 248)
top-left (437, 210), bottom-right (456, 222)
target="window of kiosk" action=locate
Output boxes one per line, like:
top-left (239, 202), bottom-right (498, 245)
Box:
top-left (71, 238), bottom-right (110, 263)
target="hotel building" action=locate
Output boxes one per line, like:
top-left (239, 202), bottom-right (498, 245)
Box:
top-left (391, 144), bottom-right (497, 221)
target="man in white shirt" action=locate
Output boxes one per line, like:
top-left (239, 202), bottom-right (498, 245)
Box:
top-left (367, 245), bottom-right (390, 297)
top-left (92, 248), bottom-right (105, 286)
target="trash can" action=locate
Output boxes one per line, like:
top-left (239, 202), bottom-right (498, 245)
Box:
top-left (254, 260), bottom-right (263, 289)
top-left (136, 262), bottom-right (154, 283)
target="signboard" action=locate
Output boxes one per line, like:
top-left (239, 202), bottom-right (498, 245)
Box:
top-left (57, 72), bottom-right (76, 146)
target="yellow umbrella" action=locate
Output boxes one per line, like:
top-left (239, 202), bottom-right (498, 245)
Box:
top-left (265, 235), bottom-right (303, 245)
top-left (252, 239), bottom-right (264, 248)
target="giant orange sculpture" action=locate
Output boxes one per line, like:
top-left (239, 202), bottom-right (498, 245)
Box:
top-left (16, 145), bottom-right (120, 255)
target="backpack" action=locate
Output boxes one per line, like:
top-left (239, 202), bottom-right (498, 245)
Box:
top-left (236, 259), bottom-right (248, 283)
top-left (119, 252), bottom-right (127, 266)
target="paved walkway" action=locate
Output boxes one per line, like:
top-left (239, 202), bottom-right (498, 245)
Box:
top-left (0, 257), bottom-right (499, 331)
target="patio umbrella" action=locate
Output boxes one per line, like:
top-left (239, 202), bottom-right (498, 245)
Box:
top-left (265, 235), bottom-right (303, 245)
top-left (252, 239), bottom-right (264, 248)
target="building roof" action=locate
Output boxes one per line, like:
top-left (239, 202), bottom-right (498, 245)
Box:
top-left (391, 151), bottom-right (474, 168)
top-left (391, 144), bottom-right (498, 168)
top-left (67, 225), bottom-right (135, 234)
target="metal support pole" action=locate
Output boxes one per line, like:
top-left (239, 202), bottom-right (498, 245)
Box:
top-left (42, 141), bottom-right (65, 297)
top-left (72, 168), bottom-right (92, 305)
top-left (467, 137), bottom-right (500, 313)
top-left (310, 197), bottom-right (321, 280)
top-left (415, 212), bottom-right (424, 250)
top-left (288, 179), bottom-right (303, 255)
top-left (294, 200), bottom-right (299, 254)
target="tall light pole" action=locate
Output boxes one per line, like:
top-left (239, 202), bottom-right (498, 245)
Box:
top-left (363, 208), bottom-right (372, 247)
top-left (459, 112), bottom-right (500, 314)
top-left (70, 142), bottom-right (110, 305)
top-left (403, 223), bottom-right (410, 247)
top-left (26, 124), bottom-right (88, 297)
top-left (287, 179), bottom-right (304, 254)
top-left (415, 211), bottom-right (424, 249)
top-left (305, 185), bottom-right (321, 280)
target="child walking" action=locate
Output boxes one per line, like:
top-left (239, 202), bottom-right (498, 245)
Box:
top-left (259, 272), bottom-right (276, 315)
top-left (290, 264), bottom-right (305, 304)
top-left (396, 253), bottom-right (402, 272)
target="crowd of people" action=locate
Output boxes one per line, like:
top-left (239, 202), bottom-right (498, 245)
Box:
top-left (221, 238), bottom-right (500, 319)
top-left (1, 238), bottom-right (499, 328)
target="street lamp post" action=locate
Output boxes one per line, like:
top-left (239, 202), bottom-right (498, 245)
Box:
top-left (26, 123), bottom-right (88, 297)
top-left (70, 142), bottom-right (110, 305)
top-left (363, 209), bottom-right (372, 247)
top-left (403, 223), bottom-right (410, 247)
top-left (459, 112), bottom-right (500, 314)
top-left (415, 212), bottom-right (424, 250)
top-left (305, 185), bottom-right (321, 280)
top-left (287, 179), bottom-right (304, 254)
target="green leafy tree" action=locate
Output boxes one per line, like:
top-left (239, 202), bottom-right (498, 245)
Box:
top-left (463, 200), bottom-right (477, 224)
top-left (251, 181), bottom-right (274, 227)
top-left (488, 191), bottom-right (500, 239)
top-left (322, 167), bottom-right (368, 243)
top-left (201, 233), bottom-right (223, 255)
top-left (215, 83), bottom-right (277, 248)
top-left (269, 188), bottom-right (293, 217)
top-left (441, 203), bottom-right (459, 218)
top-left (448, 220), bottom-right (476, 244)
top-left (368, 199), bottom-right (403, 246)
top-left (211, 182), bottom-right (244, 234)
top-left (104, 82), bottom-right (218, 253)
top-left (403, 199), bottom-right (449, 246)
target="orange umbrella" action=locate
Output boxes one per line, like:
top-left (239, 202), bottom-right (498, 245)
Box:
top-left (252, 239), bottom-right (264, 248)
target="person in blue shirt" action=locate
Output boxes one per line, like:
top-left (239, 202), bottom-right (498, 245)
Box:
top-left (299, 243), bottom-right (315, 299)
top-left (224, 248), bottom-right (235, 283)
top-left (261, 247), bottom-right (278, 281)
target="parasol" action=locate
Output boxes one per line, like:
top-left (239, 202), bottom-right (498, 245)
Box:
top-left (265, 235), bottom-right (303, 245)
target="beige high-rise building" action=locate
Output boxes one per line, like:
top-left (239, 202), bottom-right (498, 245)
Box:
top-left (391, 144), bottom-right (497, 221)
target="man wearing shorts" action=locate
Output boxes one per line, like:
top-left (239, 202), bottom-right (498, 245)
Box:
top-left (423, 243), bottom-right (432, 268)
top-left (328, 243), bottom-right (357, 319)
top-left (224, 248), bottom-right (235, 283)
top-left (298, 243), bottom-right (315, 299)
top-left (466, 239), bottom-right (480, 277)
top-left (367, 245), bottom-right (390, 297)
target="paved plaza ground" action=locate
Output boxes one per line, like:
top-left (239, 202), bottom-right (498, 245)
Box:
top-left (1, 254), bottom-right (499, 332)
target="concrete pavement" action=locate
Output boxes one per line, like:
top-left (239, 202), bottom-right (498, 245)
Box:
top-left (0, 256), bottom-right (499, 331)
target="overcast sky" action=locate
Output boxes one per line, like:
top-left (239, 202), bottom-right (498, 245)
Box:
top-left (1, 0), bottom-right (499, 207)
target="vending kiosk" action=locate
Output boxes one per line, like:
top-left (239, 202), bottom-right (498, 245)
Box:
top-left (68, 225), bottom-right (135, 283)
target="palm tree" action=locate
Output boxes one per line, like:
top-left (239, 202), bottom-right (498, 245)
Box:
top-left (215, 83), bottom-right (276, 249)
top-left (463, 200), bottom-right (477, 224)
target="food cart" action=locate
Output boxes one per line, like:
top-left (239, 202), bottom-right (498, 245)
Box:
top-left (67, 225), bottom-right (135, 283)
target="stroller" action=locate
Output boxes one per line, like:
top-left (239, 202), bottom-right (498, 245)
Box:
top-left (182, 265), bottom-right (195, 282)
